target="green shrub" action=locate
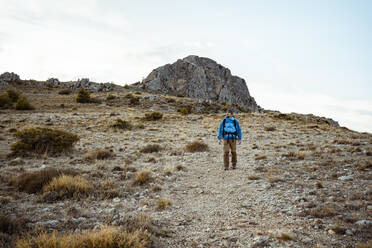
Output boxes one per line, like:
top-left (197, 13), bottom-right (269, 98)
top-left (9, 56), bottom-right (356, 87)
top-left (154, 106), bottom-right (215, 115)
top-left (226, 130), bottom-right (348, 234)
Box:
top-left (85, 149), bottom-right (115, 161)
top-left (0, 93), bottom-right (12, 108)
top-left (6, 89), bottom-right (20, 102)
top-left (123, 84), bottom-right (130, 89)
top-left (144, 112), bottom-right (163, 121)
top-left (178, 107), bottom-right (192, 115)
top-left (76, 88), bottom-right (91, 103)
top-left (185, 141), bottom-right (209, 152)
top-left (106, 94), bottom-right (116, 100)
top-left (9, 168), bottom-right (77, 193)
top-left (110, 118), bottom-right (132, 130)
top-left (58, 89), bottom-right (72, 95)
top-left (10, 127), bottom-right (79, 157)
top-left (15, 96), bottom-right (34, 110)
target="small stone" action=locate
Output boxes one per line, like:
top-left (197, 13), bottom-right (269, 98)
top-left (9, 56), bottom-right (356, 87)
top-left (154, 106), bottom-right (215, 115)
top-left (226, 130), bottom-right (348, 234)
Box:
top-left (356, 220), bottom-right (372, 227)
top-left (303, 237), bottom-right (312, 243)
top-left (345, 229), bottom-right (353, 235)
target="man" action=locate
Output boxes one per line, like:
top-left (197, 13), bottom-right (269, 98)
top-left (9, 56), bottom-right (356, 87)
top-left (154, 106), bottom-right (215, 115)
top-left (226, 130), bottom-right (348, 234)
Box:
top-left (218, 109), bottom-right (242, 170)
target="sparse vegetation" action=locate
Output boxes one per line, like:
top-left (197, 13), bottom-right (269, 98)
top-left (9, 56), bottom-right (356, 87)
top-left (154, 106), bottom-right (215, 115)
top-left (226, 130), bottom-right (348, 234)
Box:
top-left (6, 89), bottom-right (20, 102)
top-left (58, 89), bottom-right (72, 95)
top-left (255, 154), bottom-right (267, 160)
top-left (15, 96), bottom-right (34, 110)
top-left (85, 149), bottom-right (115, 161)
top-left (140, 144), bottom-right (162, 153)
top-left (264, 126), bottom-right (276, 131)
top-left (184, 141), bottom-right (209, 152)
top-left (10, 127), bottom-right (79, 157)
top-left (43, 175), bottom-right (91, 198)
top-left (156, 199), bottom-right (172, 210)
top-left (0, 92), bottom-right (13, 108)
top-left (15, 226), bottom-right (152, 248)
top-left (144, 112), bottom-right (163, 121)
top-left (76, 88), bottom-right (101, 103)
top-left (110, 118), bottom-right (133, 130)
top-left (9, 168), bottom-right (77, 193)
top-left (276, 232), bottom-right (293, 241)
top-left (178, 106), bottom-right (192, 115)
top-left (133, 169), bottom-right (152, 186)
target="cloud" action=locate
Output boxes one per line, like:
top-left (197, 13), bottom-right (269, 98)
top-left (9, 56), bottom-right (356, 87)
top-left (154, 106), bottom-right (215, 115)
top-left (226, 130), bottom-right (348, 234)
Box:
top-left (249, 82), bottom-right (372, 133)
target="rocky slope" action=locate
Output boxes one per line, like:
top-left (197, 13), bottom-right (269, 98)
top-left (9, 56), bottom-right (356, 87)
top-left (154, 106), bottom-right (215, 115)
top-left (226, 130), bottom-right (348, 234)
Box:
top-left (141, 55), bottom-right (261, 112)
top-left (0, 85), bottom-right (371, 247)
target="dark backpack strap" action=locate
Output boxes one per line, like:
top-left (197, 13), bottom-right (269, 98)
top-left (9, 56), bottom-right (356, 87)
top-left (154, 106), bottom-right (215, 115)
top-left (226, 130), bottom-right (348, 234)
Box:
top-left (222, 119), bottom-right (226, 135)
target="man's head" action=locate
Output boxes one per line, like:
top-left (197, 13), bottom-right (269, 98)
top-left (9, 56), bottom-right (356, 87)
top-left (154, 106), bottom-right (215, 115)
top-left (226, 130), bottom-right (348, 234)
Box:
top-left (226, 109), bottom-right (233, 118)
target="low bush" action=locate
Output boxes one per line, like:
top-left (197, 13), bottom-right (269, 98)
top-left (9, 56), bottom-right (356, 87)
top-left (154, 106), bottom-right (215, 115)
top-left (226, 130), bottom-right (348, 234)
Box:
top-left (178, 107), bottom-right (192, 115)
top-left (106, 94), bottom-right (116, 100)
top-left (110, 118), bottom-right (132, 130)
top-left (15, 226), bottom-right (152, 248)
top-left (264, 126), bottom-right (276, 131)
top-left (85, 149), bottom-right (115, 161)
top-left (15, 96), bottom-right (34, 110)
top-left (6, 89), bottom-right (20, 102)
top-left (133, 169), bottom-right (152, 186)
top-left (10, 127), bottom-right (79, 157)
top-left (140, 144), bottom-right (162, 153)
top-left (144, 112), bottom-right (163, 121)
top-left (76, 88), bottom-right (100, 103)
top-left (255, 154), bottom-right (267, 160)
top-left (0, 93), bottom-right (12, 108)
top-left (184, 141), bottom-right (209, 153)
top-left (43, 175), bottom-right (91, 198)
top-left (0, 213), bottom-right (24, 235)
top-left (156, 199), bottom-right (172, 210)
top-left (9, 168), bottom-right (77, 193)
top-left (58, 89), bottom-right (72, 95)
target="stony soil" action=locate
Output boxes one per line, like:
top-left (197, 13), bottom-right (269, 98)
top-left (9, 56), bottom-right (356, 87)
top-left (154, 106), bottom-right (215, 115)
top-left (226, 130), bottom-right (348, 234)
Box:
top-left (0, 87), bottom-right (371, 247)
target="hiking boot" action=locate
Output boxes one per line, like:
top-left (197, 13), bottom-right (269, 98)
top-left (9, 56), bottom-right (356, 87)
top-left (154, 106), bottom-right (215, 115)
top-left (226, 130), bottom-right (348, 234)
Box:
top-left (224, 168), bottom-right (228, 171)
top-left (232, 166), bottom-right (236, 170)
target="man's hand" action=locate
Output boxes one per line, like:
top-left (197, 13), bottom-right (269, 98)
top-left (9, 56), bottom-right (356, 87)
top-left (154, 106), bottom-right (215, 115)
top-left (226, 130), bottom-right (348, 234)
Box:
top-left (218, 140), bottom-right (222, 145)
top-left (238, 139), bottom-right (241, 145)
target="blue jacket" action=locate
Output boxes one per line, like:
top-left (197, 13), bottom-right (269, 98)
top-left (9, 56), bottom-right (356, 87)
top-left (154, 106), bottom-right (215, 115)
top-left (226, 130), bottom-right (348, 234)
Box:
top-left (218, 116), bottom-right (242, 140)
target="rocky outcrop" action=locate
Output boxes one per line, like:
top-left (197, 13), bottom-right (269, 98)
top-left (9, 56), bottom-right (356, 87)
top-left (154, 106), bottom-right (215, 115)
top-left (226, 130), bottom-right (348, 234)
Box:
top-left (0, 72), bottom-right (20, 85)
top-left (142, 55), bottom-right (262, 112)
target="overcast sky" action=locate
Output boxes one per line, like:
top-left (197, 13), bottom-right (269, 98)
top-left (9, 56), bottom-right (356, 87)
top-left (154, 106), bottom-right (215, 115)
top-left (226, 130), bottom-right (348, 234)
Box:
top-left (1, 0), bottom-right (371, 133)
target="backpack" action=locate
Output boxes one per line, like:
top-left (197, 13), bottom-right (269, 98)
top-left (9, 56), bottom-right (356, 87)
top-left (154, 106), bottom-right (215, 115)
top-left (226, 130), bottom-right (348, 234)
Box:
top-left (222, 118), bottom-right (237, 136)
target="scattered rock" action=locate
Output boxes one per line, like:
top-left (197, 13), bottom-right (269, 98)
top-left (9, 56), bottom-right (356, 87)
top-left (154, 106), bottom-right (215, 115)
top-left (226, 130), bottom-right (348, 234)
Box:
top-left (356, 220), bottom-right (372, 227)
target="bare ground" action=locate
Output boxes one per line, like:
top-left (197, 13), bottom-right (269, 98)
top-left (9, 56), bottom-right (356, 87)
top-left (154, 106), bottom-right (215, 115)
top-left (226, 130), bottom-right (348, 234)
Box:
top-left (0, 87), bottom-right (371, 247)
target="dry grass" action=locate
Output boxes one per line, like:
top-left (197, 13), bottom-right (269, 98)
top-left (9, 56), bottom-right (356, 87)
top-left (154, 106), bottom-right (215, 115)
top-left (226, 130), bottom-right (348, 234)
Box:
top-left (356, 240), bottom-right (372, 248)
top-left (175, 164), bottom-right (184, 171)
top-left (248, 175), bottom-right (260, 180)
top-left (151, 185), bottom-right (162, 192)
top-left (43, 175), bottom-right (91, 198)
top-left (264, 126), bottom-right (276, 131)
top-left (310, 204), bottom-right (338, 218)
top-left (15, 226), bottom-right (152, 248)
top-left (156, 199), bottom-right (172, 210)
top-left (143, 112), bottom-right (163, 121)
top-left (184, 141), bottom-right (209, 153)
top-left (110, 118), bottom-right (133, 130)
top-left (0, 213), bottom-right (25, 235)
top-left (9, 168), bottom-right (77, 193)
top-left (133, 169), bottom-right (152, 186)
top-left (85, 149), bottom-right (115, 161)
top-left (255, 154), bottom-right (267, 160)
top-left (276, 232), bottom-right (293, 241)
top-left (140, 144), bottom-right (162, 153)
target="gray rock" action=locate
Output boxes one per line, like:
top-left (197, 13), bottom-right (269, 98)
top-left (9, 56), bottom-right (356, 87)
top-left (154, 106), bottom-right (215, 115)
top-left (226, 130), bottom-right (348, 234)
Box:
top-left (46, 78), bottom-right (60, 86)
top-left (251, 237), bottom-right (270, 248)
top-left (36, 220), bottom-right (59, 227)
top-left (338, 175), bottom-right (354, 181)
top-left (142, 55), bottom-right (262, 112)
top-left (356, 220), bottom-right (372, 227)
top-left (0, 72), bottom-right (20, 83)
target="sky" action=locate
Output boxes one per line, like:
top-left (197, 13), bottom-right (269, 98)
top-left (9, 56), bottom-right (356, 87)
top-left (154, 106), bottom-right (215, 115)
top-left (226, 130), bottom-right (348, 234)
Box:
top-left (0, 0), bottom-right (371, 133)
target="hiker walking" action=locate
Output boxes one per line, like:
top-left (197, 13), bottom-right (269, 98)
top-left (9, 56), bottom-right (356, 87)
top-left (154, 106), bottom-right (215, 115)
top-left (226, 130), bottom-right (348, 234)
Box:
top-left (218, 109), bottom-right (242, 170)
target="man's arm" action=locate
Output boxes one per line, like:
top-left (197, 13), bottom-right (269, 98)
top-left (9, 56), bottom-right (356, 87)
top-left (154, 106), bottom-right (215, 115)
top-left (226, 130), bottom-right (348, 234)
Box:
top-left (218, 120), bottom-right (224, 144)
top-left (236, 120), bottom-right (242, 143)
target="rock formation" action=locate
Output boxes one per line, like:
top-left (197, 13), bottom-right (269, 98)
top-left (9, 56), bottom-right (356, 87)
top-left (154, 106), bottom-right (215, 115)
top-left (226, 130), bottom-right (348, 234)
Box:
top-left (0, 72), bottom-right (20, 85)
top-left (142, 55), bottom-right (262, 112)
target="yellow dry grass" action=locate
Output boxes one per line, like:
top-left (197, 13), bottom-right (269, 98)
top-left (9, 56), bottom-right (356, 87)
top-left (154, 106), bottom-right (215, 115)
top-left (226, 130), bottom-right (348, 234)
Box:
top-left (43, 175), bottom-right (91, 195)
top-left (15, 226), bottom-right (152, 248)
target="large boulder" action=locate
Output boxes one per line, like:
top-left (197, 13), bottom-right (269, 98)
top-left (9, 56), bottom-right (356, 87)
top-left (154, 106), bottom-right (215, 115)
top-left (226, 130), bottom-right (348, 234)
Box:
top-left (142, 55), bottom-right (261, 112)
top-left (0, 72), bottom-right (20, 85)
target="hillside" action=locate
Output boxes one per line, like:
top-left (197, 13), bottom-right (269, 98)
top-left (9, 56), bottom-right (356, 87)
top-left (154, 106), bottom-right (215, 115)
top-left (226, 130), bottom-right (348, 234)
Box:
top-left (0, 85), bottom-right (371, 248)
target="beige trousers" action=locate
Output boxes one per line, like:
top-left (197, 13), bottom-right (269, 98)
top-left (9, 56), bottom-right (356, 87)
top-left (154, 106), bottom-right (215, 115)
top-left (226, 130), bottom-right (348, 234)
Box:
top-left (223, 139), bottom-right (237, 168)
